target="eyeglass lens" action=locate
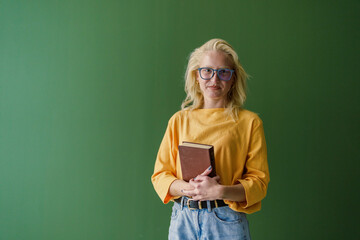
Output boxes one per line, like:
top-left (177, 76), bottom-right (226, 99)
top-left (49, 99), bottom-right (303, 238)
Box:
top-left (199, 68), bottom-right (232, 81)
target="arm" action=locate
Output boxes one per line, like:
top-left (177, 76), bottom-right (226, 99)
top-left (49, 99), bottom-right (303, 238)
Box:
top-left (169, 179), bottom-right (194, 197)
top-left (151, 117), bottom-right (180, 203)
top-left (237, 117), bottom-right (269, 208)
top-left (220, 184), bottom-right (246, 202)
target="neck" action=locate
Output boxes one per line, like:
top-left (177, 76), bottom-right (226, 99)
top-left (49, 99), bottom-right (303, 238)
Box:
top-left (202, 99), bottom-right (227, 109)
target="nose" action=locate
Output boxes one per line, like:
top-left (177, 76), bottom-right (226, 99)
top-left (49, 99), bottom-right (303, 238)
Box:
top-left (210, 70), bottom-right (220, 82)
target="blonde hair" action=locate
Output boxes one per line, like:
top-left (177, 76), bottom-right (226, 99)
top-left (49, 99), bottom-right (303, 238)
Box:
top-left (181, 38), bottom-right (248, 119)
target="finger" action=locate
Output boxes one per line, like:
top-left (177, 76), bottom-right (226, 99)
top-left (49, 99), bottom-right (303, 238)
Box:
top-left (189, 179), bottom-right (198, 187)
top-left (192, 175), bottom-right (209, 181)
top-left (189, 178), bottom-right (196, 184)
top-left (214, 175), bottom-right (221, 183)
top-left (191, 196), bottom-right (202, 201)
top-left (189, 178), bottom-right (200, 184)
top-left (181, 189), bottom-right (196, 197)
top-left (199, 165), bottom-right (212, 176)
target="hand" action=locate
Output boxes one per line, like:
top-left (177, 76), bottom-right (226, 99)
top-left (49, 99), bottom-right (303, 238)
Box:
top-left (181, 166), bottom-right (222, 201)
top-left (169, 179), bottom-right (194, 197)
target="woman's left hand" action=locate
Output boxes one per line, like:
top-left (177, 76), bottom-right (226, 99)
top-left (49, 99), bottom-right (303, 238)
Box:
top-left (181, 166), bottom-right (223, 201)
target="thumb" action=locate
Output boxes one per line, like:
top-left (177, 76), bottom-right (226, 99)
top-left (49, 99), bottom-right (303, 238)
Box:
top-left (200, 165), bottom-right (212, 176)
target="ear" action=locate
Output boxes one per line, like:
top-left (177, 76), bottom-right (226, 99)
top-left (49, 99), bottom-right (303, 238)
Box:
top-left (195, 70), bottom-right (201, 84)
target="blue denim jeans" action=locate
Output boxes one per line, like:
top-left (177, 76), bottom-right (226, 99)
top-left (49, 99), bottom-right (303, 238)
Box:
top-left (168, 198), bottom-right (251, 240)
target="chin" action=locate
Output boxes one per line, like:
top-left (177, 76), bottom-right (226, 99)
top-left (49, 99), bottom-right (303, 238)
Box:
top-left (206, 94), bottom-right (226, 100)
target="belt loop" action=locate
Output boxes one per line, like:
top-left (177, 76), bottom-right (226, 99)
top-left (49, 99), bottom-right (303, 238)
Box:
top-left (206, 200), bottom-right (211, 212)
top-left (180, 196), bottom-right (185, 210)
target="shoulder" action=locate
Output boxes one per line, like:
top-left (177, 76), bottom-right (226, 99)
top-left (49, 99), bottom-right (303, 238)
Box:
top-left (237, 109), bottom-right (264, 126)
top-left (167, 109), bottom-right (190, 124)
top-left (238, 109), bottom-right (262, 120)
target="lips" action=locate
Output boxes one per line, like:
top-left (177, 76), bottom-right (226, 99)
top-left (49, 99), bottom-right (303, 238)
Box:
top-left (207, 85), bottom-right (221, 90)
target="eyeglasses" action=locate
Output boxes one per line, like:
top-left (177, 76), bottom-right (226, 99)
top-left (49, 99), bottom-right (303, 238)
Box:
top-left (198, 67), bottom-right (235, 81)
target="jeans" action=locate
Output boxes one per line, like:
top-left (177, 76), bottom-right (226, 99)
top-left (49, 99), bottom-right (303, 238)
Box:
top-left (168, 198), bottom-right (251, 240)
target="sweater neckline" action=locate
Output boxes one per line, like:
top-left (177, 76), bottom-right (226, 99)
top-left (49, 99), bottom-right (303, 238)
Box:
top-left (195, 108), bottom-right (226, 111)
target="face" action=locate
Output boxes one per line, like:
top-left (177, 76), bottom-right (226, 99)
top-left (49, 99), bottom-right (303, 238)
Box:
top-left (196, 51), bottom-right (234, 106)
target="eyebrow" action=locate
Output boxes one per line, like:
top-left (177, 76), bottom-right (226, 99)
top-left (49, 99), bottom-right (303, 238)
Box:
top-left (202, 66), bottom-right (232, 69)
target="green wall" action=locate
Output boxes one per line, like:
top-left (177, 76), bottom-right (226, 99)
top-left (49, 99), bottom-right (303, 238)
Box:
top-left (1, 0), bottom-right (359, 239)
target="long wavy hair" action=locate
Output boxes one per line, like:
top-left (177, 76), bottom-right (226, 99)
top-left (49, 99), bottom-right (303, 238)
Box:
top-left (181, 39), bottom-right (248, 119)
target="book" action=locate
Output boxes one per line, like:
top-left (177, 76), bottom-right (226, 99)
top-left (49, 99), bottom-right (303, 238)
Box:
top-left (178, 141), bottom-right (216, 182)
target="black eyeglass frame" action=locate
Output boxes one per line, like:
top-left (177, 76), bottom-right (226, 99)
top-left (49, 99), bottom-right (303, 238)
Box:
top-left (197, 67), bottom-right (235, 81)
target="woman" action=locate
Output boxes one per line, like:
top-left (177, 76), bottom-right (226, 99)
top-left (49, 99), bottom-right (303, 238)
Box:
top-left (151, 39), bottom-right (270, 240)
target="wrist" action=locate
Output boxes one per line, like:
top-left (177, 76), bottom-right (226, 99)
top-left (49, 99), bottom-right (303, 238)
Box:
top-left (217, 184), bottom-right (226, 199)
top-left (216, 184), bottom-right (246, 202)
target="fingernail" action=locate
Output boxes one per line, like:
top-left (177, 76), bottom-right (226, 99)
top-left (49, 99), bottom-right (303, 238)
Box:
top-left (208, 166), bottom-right (212, 170)
top-left (194, 177), bottom-right (197, 180)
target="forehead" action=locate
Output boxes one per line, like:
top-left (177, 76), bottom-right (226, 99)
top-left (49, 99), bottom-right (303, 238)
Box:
top-left (199, 51), bottom-right (232, 68)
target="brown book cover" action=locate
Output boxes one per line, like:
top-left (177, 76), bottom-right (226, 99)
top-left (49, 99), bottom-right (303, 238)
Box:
top-left (178, 141), bottom-right (216, 182)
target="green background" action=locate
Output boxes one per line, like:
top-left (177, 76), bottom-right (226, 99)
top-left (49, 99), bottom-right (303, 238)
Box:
top-left (1, 0), bottom-right (359, 239)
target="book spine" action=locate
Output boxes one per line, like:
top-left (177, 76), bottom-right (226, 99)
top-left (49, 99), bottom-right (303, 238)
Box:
top-left (209, 147), bottom-right (216, 177)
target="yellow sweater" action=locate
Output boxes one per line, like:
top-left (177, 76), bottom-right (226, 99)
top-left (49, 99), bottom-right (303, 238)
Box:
top-left (151, 108), bottom-right (270, 214)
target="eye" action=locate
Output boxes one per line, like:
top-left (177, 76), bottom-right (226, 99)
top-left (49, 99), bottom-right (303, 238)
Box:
top-left (218, 69), bottom-right (227, 74)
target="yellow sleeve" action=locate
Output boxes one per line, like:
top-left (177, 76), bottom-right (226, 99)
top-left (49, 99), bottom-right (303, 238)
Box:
top-left (151, 116), bottom-right (179, 204)
top-left (237, 117), bottom-right (270, 209)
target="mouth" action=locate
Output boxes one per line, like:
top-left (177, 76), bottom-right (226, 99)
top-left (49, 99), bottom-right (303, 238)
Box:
top-left (207, 85), bottom-right (221, 90)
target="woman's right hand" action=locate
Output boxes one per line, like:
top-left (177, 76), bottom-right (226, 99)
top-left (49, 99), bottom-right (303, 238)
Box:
top-left (169, 179), bottom-right (194, 197)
